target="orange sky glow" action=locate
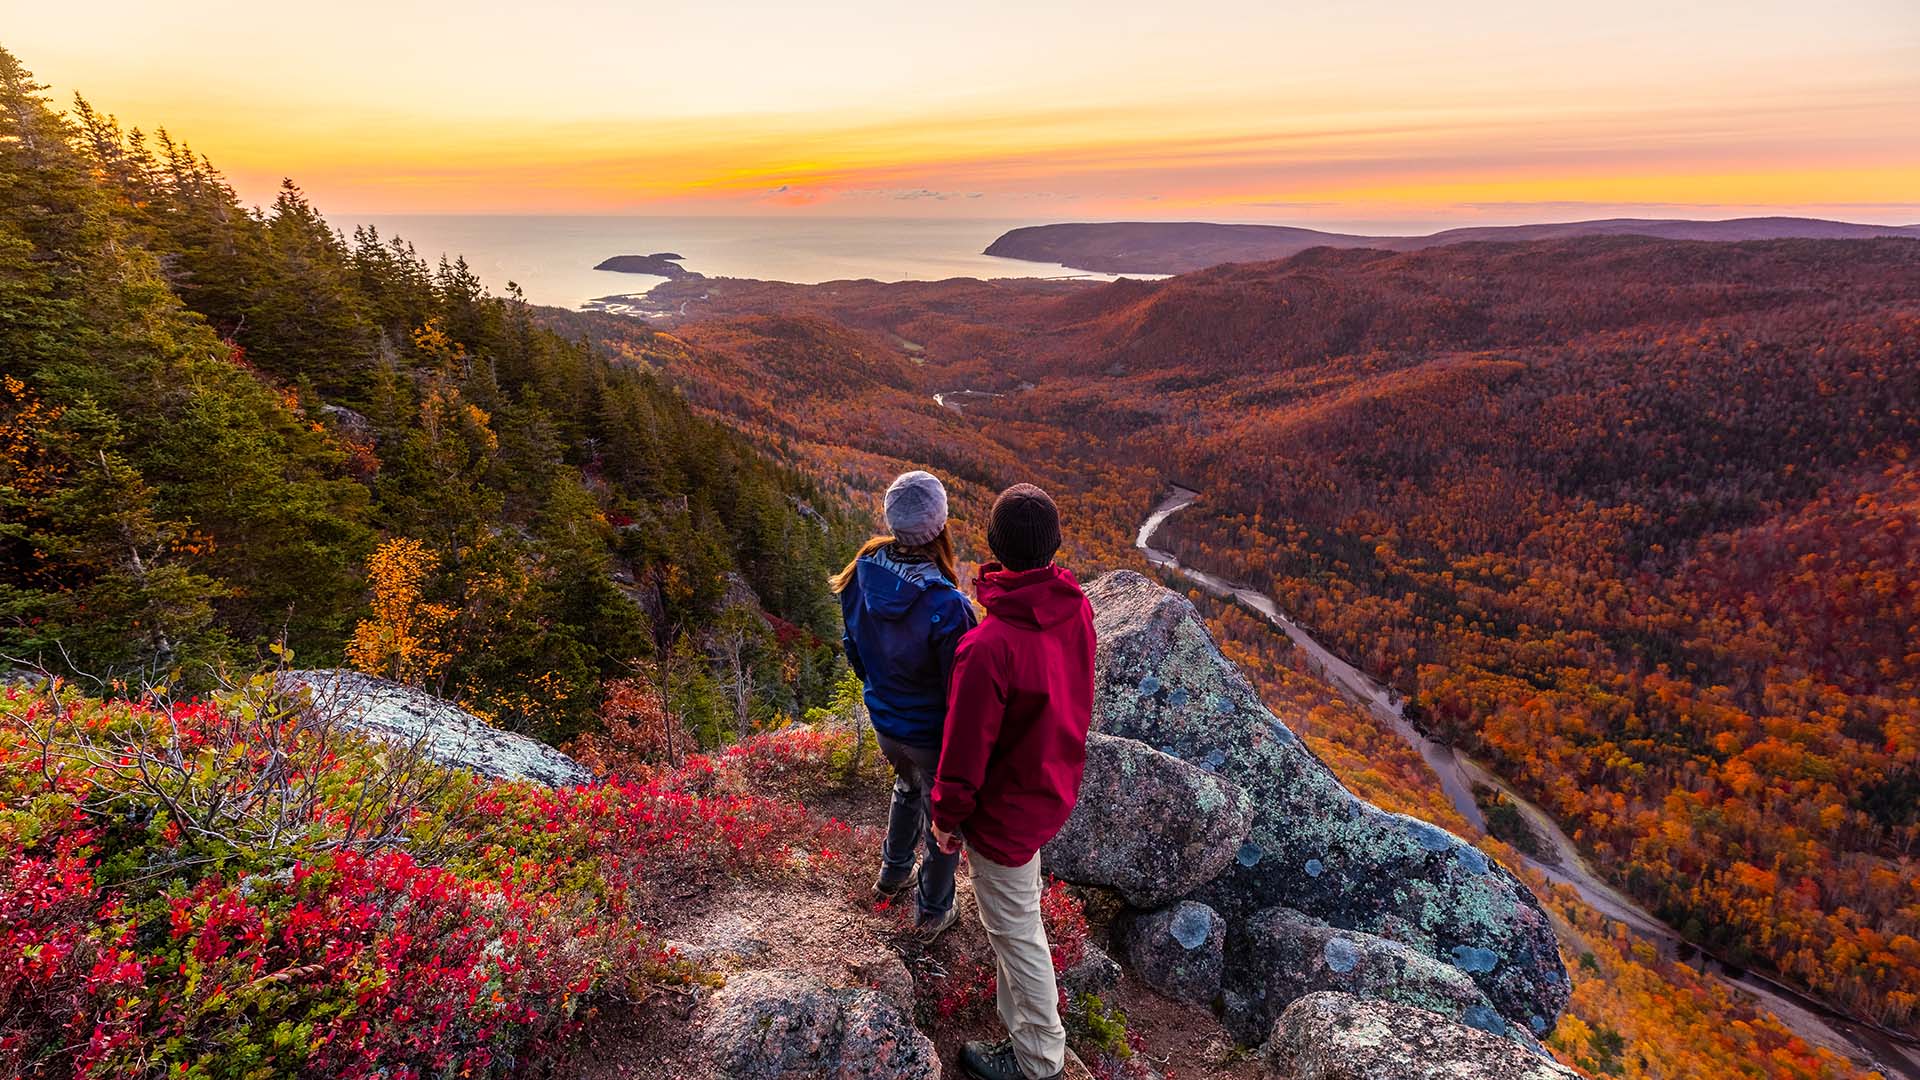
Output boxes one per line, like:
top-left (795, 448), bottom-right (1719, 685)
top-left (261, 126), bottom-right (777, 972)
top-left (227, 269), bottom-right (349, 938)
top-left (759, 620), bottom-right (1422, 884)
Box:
top-left (9, 0), bottom-right (1918, 225)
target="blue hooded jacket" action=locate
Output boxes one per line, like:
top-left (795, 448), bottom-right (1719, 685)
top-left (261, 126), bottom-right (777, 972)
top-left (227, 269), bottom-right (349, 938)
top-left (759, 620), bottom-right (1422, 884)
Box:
top-left (840, 547), bottom-right (977, 747)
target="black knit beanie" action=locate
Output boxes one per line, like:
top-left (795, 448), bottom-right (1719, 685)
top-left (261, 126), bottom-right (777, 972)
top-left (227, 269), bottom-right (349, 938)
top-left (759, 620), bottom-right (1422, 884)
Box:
top-left (987, 483), bottom-right (1061, 572)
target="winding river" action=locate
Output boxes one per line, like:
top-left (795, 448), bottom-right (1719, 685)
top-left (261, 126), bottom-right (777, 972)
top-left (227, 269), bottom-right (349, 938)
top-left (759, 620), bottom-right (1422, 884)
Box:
top-left (1137, 485), bottom-right (1920, 1080)
top-left (933, 389), bottom-right (1004, 414)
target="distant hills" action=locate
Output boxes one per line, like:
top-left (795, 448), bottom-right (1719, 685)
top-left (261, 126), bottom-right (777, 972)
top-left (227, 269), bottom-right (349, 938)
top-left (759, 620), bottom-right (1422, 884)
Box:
top-left (984, 216), bottom-right (1920, 274)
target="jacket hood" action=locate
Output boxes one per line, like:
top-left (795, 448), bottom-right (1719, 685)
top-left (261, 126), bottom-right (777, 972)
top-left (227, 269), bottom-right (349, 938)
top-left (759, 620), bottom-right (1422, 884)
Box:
top-left (975, 563), bottom-right (1086, 630)
top-left (856, 548), bottom-right (952, 620)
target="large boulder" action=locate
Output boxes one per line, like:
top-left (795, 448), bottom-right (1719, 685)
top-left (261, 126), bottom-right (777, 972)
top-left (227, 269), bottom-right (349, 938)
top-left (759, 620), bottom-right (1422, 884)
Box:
top-left (1222, 906), bottom-right (1497, 1045)
top-left (282, 669), bottom-right (592, 787)
top-left (705, 970), bottom-right (939, 1079)
top-left (1264, 992), bottom-right (1579, 1080)
top-left (1043, 732), bottom-right (1254, 907)
top-left (1122, 901), bottom-right (1226, 1006)
top-left (1083, 572), bottom-right (1568, 1035)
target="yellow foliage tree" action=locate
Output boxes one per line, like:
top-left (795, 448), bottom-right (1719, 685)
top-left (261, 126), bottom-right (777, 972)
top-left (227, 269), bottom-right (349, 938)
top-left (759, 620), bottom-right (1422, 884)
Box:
top-left (347, 537), bottom-right (454, 688)
top-left (411, 317), bottom-right (469, 374)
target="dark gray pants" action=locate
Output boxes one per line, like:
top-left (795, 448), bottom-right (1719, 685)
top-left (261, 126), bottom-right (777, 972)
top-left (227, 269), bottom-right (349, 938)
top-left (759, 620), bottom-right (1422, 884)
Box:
top-left (876, 731), bottom-right (958, 921)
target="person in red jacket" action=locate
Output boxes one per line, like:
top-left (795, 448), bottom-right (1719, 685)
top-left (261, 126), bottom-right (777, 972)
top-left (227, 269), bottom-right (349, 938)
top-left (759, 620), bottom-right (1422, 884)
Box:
top-left (931, 483), bottom-right (1095, 1080)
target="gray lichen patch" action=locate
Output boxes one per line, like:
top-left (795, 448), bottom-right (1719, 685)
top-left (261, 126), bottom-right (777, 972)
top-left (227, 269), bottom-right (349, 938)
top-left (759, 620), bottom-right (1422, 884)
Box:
top-left (1171, 904), bottom-right (1217, 950)
top-left (1323, 937), bottom-right (1360, 973)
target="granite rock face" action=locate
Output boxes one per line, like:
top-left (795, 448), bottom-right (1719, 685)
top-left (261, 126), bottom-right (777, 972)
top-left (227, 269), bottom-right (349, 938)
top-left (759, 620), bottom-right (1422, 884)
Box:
top-left (852, 953), bottom-right (917, 1013)
top-left (281, 669), bottom-right (592, 787)
top-left (704, 970), bottom-right (939, 1079)
top-left (1044, 731), bottom-right (1254, 908)
top-left (1082, 572), bottom-right (1569, 1035)
top-left (1223, 906), bottom-right (1496, 1045)
top-left (1123, 901), bottom-right (1226, 1006)
top-left (1264, 992), bottom-right (1579, 1080)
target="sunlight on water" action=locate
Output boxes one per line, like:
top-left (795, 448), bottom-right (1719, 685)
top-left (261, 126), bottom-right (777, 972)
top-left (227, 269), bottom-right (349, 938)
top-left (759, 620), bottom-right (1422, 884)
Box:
top-left (340, 214), bottom-right (1148, 309)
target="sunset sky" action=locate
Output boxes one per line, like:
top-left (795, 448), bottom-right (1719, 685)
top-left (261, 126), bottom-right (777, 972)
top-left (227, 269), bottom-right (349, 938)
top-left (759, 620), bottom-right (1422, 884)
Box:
top-left (10, 0), bottom-right (1919, 225)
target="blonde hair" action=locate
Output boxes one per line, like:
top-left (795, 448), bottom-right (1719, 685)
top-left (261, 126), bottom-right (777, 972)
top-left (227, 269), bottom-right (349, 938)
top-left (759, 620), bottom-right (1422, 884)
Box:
top-left (830, 530), bottom-right (959, 593)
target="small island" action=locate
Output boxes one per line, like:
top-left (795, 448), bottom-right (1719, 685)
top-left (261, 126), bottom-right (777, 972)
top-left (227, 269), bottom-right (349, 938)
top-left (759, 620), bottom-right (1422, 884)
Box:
top-left (594, 252), bottom-right (703, 280)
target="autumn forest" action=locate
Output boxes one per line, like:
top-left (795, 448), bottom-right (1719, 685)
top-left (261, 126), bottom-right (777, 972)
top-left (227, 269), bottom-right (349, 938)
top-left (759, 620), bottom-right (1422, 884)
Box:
top-left (565, 239), bottom-right (1920, 1064)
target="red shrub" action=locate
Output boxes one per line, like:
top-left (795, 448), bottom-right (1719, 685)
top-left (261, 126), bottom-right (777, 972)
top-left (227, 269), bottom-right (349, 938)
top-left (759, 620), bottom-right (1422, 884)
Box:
top-left (0, 685), bottom-right (862, 1079)
top-left (1039, 878), bottom-right (1090, 971)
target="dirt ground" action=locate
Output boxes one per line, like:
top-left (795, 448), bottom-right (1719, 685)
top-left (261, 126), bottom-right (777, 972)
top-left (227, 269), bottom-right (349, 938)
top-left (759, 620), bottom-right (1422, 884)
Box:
top-left (569, 766), bottom-right (1272, 1079)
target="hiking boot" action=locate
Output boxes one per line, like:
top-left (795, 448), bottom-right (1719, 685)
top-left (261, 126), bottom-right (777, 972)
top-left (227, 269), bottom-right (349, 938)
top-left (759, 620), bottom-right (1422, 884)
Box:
top-left (960, 1038), bottom-right (1061, 1080)
top-left (872, 868), bottom-right (913, 903)
top-left (909, 903), bottom-right (959, 945)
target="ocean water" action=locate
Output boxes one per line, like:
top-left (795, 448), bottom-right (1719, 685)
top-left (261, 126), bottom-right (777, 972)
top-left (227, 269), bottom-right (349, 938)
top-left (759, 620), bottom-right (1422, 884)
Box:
top-left (340, 215), bottom-right (1131, 310)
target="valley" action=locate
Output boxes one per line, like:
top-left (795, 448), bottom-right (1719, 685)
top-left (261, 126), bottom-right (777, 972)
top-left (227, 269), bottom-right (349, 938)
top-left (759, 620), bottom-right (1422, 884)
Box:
top-left (577, 237), bottom-right (1919, 1076)
top-left (1136, 485), bottom-right (1920, 1080)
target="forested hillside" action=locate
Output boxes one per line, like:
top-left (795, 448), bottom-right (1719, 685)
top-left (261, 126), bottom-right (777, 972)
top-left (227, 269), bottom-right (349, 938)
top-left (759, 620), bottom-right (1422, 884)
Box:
top-left (1019, 242), bottom-right (1920, 1034)
top-left (599, 238), bottom-right (1920, 1049)
top-left (0, 48), bottom-right (857, 742)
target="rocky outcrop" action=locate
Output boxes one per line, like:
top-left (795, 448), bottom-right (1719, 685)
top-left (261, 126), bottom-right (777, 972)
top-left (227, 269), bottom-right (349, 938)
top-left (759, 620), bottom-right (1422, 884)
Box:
top-left (281, 669), bottom-right (592, 787)
top-left (704, 970), bottom-right (939, 1079)
top-left (1263, 992), bottom-right (1579, 1080)
top-left (320, 403), bottom-right (374, 444)
top-left (1082, 572), bottom-right (1568, 1036)
top-left (1044, 732), bottom-right (1253, 907)
top-left (1122, 901), bottom-right (1225, 1006)
top-left (1222, 908), bottom-right (1494, 1045)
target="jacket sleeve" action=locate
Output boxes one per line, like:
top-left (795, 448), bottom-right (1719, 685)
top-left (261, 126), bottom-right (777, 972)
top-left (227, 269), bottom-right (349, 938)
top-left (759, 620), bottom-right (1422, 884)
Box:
top-left (931, 631), bottom-right (1006, 834)
top-left (839, 588), bottom-right (866, 681)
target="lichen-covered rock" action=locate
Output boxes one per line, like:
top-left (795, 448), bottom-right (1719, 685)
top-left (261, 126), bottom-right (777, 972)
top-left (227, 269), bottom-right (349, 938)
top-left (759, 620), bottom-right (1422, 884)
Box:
top-left (1123, 901), bottom-right (1226, 1006)
top-left (705, 970), bottom-right (939, 1079)
top-left (1044, 732), bottom-right (1254, 907)
top-left (1264, 992), bottom-right (1579, 1079)
top-left (281, 669), bottom-right (592, 787)
top-left (1223, 906), bottom-right (1496, 1045)
top-left (1060, 938), bottom-right (1122, 1001)
top-left (1084, 572), bottom-right (1568, 1034)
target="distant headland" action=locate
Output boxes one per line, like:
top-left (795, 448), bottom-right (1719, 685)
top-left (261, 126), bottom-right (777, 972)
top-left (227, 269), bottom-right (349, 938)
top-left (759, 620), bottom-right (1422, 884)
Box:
top-left (984, 217), bottom-right (1920, 275)
top-left (594, 252), bottom-right (704, 280)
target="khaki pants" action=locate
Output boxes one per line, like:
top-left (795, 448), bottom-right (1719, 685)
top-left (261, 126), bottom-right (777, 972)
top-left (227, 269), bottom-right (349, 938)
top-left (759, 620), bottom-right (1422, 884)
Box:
top-left (967, 846), bottom-right (1067, 1078)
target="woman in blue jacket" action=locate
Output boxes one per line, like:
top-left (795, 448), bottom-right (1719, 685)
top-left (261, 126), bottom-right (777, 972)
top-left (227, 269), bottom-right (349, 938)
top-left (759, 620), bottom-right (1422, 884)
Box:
top-left (831, 470), bottom-right (976, 939)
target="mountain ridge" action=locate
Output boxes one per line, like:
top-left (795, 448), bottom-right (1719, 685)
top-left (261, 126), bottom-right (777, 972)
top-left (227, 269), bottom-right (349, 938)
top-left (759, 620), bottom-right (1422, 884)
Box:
top-left (984, 216), bottom-right (1920, 274)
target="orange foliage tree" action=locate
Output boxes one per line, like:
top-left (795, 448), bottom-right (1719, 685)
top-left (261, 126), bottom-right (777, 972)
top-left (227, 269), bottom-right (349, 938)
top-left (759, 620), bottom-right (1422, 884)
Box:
top-left (346, 537), bottom-right (454, 688)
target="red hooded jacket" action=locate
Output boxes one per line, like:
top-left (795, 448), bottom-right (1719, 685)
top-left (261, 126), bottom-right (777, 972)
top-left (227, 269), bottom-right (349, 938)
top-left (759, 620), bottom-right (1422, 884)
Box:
top-left (931, 563), bottom-right (1096, 867)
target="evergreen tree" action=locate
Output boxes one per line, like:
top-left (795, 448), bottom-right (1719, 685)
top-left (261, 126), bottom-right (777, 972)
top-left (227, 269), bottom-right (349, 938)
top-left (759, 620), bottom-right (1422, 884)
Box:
top-left (1, 43), bottom-right (855, 737)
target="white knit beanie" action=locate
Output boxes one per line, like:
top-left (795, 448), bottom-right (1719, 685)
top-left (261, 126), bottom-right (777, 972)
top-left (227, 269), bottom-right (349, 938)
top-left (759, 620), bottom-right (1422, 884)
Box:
top-left (883, 470), bottom-right (949, 546)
